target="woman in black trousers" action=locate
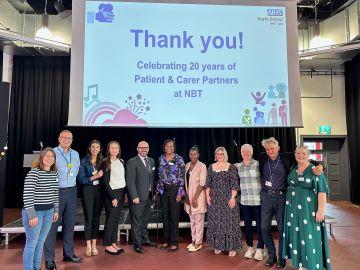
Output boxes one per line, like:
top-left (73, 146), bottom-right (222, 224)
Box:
top-left (102, 141), bottom-right (126, 255)
top-left (78, 140), bottom-right (104, 257)
top-left (156, 139), bottom-right (185, 252)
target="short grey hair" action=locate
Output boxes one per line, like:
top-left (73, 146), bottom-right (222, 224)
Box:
top-left (295, 145), bottom-right (310, 157)
top-left (214, 146), bottom-right (228, 162)
top-left (261, 137), bottom-right (279, 148)
top-left (240, 144), bottom-right (253, 155)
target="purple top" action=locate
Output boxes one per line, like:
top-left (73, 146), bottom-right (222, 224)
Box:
top-left (156, 154), bottom-right (185, 196)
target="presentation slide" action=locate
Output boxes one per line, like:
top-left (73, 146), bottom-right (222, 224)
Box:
top-left (79, 1), bottom-right (296, 127)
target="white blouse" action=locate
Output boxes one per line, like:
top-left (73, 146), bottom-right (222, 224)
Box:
top-left (110, 159), bottom-right (126, 189)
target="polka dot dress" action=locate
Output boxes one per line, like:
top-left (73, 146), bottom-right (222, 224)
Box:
top-left (282, 165), bottom-right (331, 270)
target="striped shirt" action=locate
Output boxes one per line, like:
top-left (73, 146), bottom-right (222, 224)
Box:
top-left (237, 159), bottom-right (262, 206)
top-left (23, 168), bottom-right (59, 219)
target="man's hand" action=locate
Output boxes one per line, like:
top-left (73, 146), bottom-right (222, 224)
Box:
top-left (133, 197), bottom-right (140, 204)
top-left (312, 164), bottom-right (324, 176)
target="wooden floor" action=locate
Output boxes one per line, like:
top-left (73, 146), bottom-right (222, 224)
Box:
top-left (1, 201), bottom-right (359, 270)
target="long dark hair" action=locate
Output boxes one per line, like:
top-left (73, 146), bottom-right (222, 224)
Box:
top-left (86, 139), bottom-right (103, 170)
top-left (103, 141), bottom-right (121, 171)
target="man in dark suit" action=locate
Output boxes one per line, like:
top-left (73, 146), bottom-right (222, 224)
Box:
top-left (258, 137), bottom-right (323, 268)
top-left (126, 141), bottom-right (156, 253)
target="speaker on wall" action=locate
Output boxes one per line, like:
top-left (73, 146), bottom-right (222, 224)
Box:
top-left (0, 82), bottom-right (10, 226)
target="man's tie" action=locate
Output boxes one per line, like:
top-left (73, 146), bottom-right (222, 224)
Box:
top-left (144, 157), bottom-right (151, 172)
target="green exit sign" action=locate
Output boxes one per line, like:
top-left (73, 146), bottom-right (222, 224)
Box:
top-left (318, 125), bottom-right (331, 135)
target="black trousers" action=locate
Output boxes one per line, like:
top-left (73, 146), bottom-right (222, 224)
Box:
top-left (81, 185), bottom-right (103, 241)
top-left (160, 185), bottom-right (180, 246)
top-left (103, 188), bottom-right (125, 246)
top-left (260, 191), bottom-right (286, 258)
top-left (129, 192), bottom-right (152, 246)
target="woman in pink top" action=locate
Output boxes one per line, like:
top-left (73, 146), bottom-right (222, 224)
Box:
top-left (184, 146), bottom-right (207, 252)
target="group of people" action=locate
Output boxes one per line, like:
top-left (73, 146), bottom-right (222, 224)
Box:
top-left (22, 130), bottom-right (332, 270)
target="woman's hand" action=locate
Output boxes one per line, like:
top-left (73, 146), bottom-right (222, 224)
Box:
top-left (185, 196), bottom-right (190, 205)
top-left (97, 170), bottom-right (103, 178)
top-left (176, 195), bottom-right (182, 202)
top-left (53, 213), bottom-right (59, 223)
top-left (316, 210), bottom-right (325, 222)
top-left (191, 197), bottom-right (198, 208)
top-left (112, 199), bottom-right (118, 207)
top-left (228, 197), bottom-right (236, 208)
top-left (29, 217), bottom-right (38, 228)
top-left (206, 195), bottom-right (211, 205)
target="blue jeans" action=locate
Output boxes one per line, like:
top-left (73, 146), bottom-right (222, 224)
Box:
top-left (22, 208), bottom-right (54, 270)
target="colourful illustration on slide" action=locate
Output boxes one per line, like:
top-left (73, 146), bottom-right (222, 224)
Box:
top-left (247, 82), bottom-right (288, 126)
top-left (84, 89), bottom-right (150, 126)
top-left (242, 109), bottom-right (252, 125)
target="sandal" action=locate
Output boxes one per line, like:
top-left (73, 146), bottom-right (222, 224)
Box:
top-left (159, 243), bottom-right (170, 250)
top-left (85, 249), bottom-right (92, 257)
top-left (229, 250), bottom-right (237, 257)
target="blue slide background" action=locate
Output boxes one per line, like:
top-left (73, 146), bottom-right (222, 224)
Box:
top-left (83, 1), bottom-right (289, 127)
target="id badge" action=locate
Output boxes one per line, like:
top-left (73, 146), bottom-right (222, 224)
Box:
top-left (93, 180), bottom-right (99, 186)
top-left (298, 177), bottom-right (305, 182)
top-left (265, 181), bottom-right (272, 187)
top-left (169, 162), bottom-right (174, 165)
top-left (68, 171), bottom-right (74, 177)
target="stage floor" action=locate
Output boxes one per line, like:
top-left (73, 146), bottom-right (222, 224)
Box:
top-left (0, 202), bottom-right (358, 270)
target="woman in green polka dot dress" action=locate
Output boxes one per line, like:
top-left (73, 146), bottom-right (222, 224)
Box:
top-left (282, 146), bottom-right (331, 270)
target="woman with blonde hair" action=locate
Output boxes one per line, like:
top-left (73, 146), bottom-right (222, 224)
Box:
top-left (205, 146), bottom-right (241, 257)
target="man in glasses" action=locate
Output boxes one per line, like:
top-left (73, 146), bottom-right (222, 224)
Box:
top-left (126, 141), bottom-right (156, 253)
top-left (44, 130), bottom-right (82, 270)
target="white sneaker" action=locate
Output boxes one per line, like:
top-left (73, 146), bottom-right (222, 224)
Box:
top-left (244, 247), bottom-right (255, 259)
top-left (253, 248), bottom-right (265, 261)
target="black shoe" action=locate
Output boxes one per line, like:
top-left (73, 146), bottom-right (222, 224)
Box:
top-left (134, 246), bottom-right (145, 253)
top-left (142, 241), bottom-right (157, 247)
top-left (265, 256), bottom-right (277, 267)
top-left (63, 255), bottom-right (84, 263)
top-left (276, 258), bottom-right (286, 268)
top-left (45, 261), bottom-right (57, 270)
top-left (169, 245), bottom-right (179, 252)
top-left (105, 249), bottom-right (122, 255)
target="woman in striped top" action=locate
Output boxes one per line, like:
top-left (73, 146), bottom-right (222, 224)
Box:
top-left (22, 147), bottom-right (59, 270)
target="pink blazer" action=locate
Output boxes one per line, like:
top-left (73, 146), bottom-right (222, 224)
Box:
top-left (184, 161), bottom-right (207, 215)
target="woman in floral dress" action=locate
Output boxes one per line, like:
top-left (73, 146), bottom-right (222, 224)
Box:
top-left (205, 146), bottom-right (241, 257)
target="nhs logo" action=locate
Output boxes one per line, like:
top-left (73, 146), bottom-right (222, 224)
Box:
top-left (267, 9), bottom-right (283, 16)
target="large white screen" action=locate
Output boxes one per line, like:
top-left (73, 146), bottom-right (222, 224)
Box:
top-left (69, 0), bottom-right (302, 127)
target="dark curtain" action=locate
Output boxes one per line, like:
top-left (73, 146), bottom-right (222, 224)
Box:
top-left (345, 53), bottom-right (360, 204)
top-left (5, 56), bottom-right (70, 207)
top-left (5, 56), bottom-right (296, 207)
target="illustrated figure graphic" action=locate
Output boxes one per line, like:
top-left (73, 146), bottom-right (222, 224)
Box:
top-left (242, 109), bottom-right (252, 125)
top-left (279, 100), bottom-right (288, 126)
top-left (268, 85), bottom-right (277, 98)
top-left (276, 83), bottom-right (287, 98)
top-left (253, 107), bottom-right (265, 124)
top-left (95, 3), bottom-right (115, 22)
top-left (251, 91), bottom-right (266, 106)
top-left (267, 103), bottom-right (278, 125)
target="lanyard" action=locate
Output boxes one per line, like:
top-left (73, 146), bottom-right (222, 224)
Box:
top-left (58, 147), bottom-right (72, 165)
top-left (267, 156), bottom-right (280, 182)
